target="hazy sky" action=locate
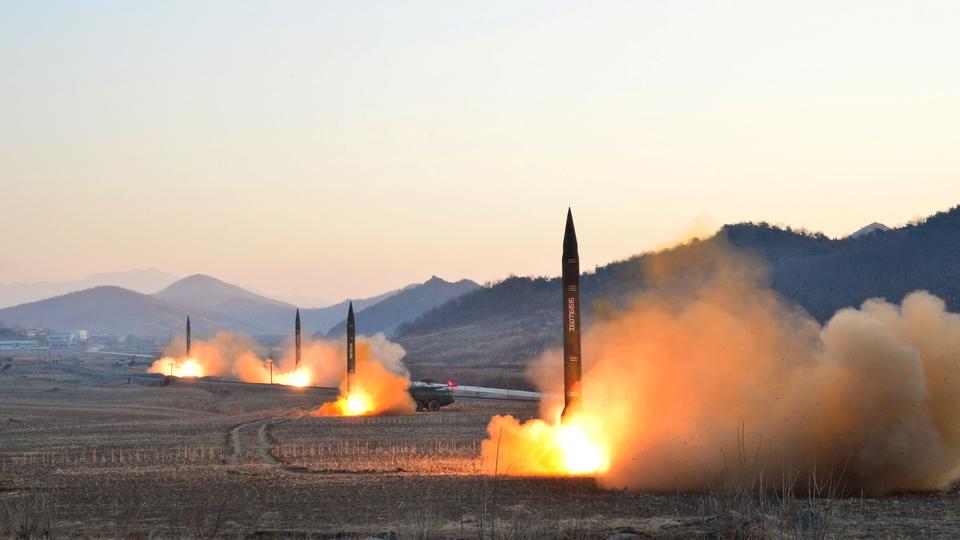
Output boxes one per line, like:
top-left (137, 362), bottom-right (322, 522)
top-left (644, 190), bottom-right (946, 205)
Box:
top-left (1, 1), bottom-right (957, 304)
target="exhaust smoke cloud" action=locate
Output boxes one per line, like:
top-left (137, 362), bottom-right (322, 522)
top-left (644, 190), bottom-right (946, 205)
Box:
top-left (148, 332), bottom-right (414, 415)
top-left (484, 241), bottom-right (960, 495)
top-left (312, 336), bottom-right (415, 416)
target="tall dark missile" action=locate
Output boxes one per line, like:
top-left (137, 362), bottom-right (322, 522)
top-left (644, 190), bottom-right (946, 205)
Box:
top-left (186, 316), bottom-right (192, 357)
top-left (561, 208), bottom-right (582, 421)
top-left (295, 309), bottom-right (302, 369)
top-left (346, 301), bottom-right (356, 395)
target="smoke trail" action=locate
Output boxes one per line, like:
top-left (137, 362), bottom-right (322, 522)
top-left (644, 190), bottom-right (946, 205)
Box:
top-left (484, 240), bottom-right (960, 495)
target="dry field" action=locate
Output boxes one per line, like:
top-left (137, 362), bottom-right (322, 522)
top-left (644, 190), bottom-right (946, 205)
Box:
top-left (1, 357), bottom-right (959, 538)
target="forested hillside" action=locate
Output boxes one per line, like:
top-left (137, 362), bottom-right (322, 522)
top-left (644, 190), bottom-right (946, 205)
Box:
top-left (397, 205), bottom-right (960, 369)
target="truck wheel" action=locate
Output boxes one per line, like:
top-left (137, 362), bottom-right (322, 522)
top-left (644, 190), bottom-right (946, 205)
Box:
top-left (428, 400), bottom-right (441, 412)
top-left (415, 400), bottom-right (425, 412)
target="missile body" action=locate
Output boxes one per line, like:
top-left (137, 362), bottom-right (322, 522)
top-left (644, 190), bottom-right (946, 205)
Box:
top-left (186, 316), bottom-right (191, 357)
top-left (346, 302), bottom-right (356, 395)
top-left (561, 209), bottom-right (582, 420)
top-left (295, 309), bottom-right (302, 369)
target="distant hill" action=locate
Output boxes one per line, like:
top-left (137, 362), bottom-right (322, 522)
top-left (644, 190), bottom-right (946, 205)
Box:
top-left (152, 274), bottom-right (295, 334)
top-left (727, 208), bottom-right (960, 322)
top-left (0, 286), bottom-right (218, 336)
top-left (326, 276), bottom-right (481, 338)
top-left (0, 268), bottom-right (179, 309)
top-left (847, 222), bottom-right (891, 238)
top-left (396, 205), bottom-right (960, 369)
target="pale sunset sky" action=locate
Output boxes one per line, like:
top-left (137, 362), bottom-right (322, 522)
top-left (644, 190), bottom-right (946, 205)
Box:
top-left (1, 1), bottom-right (957, 304)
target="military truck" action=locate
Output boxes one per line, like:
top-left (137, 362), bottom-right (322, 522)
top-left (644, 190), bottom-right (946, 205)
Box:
top-left (409, 380), bottom-right (455, 412)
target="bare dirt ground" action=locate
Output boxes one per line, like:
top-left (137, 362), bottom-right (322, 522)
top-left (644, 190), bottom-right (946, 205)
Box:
top-left (1, 357), bottom-right (959, 538)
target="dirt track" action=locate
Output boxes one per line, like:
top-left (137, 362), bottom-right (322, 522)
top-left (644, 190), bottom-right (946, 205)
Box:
top-left (226, 417), bottom-right (283, 472)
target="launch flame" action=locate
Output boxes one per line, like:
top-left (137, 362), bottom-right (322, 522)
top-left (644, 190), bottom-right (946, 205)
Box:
top-left (272, 367), bottom-right (312, 387)
top-left (149, 357), bottom-right (204, 378)
top-left (311, 347), bottom-right (415, 417)
top-left (315, 389), bottom-right (376, 417)
top-left (483, 412), bottom-right (610, 476)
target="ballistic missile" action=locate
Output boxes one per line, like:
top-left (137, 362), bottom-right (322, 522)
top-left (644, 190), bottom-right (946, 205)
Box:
top-left (186, 316), bottom-right (191, 356)
top-left (561, 208), bottom-right (582, 420)
top-left (346, 302), bottom-right (356, 394)
top-left (295, 309), bottom-right (302, 369)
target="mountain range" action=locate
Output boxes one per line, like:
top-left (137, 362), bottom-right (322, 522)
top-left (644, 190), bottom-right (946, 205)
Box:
top-left (0, 269), bottom-right (180, 309)
top-left (3, 204), bottom-right (958, 378)
top-left (395, 205), bottom-right (960, 369)
top-left (0, 274), bottom-right (477, 339)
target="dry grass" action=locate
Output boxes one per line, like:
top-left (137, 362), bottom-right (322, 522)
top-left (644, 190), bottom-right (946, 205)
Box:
top-left (0, 446), bottom-right (226, 469)
top-left (274, 438), bottom-right (480, 475)
top-left (687, 427), bottom-right (841, 539)
top-left (0, 490), bottom-right (52, 539)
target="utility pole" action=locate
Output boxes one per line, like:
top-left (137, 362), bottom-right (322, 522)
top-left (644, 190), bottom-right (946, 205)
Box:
top-left (268, 359), bottom-right (273, 385)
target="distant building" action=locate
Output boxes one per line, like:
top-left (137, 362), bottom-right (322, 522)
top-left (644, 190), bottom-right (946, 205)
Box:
top-left (87, 333), bottom-right (115, 345)
top-left (0, 340), bottom-right (39, 350)
top-left (46, 329), bottom-right (90, 347)
top-left (47, 331), bottom-right (73, 348)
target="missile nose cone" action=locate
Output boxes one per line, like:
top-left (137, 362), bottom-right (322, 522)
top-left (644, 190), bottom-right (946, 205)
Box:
top-left (348, 301), bottom-right (355, 321)
top-left (563, 208), bottom-right (578, 255)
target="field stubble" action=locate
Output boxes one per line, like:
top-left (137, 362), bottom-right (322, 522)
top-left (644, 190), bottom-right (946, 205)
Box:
top-left (1, 360), bottom-right (959, 538)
